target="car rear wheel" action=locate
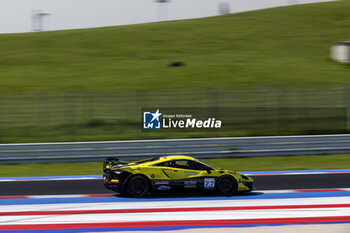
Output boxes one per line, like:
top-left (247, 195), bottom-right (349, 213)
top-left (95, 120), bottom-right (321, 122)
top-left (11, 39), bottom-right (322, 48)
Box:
top-left (216, 176), bottom-right (237, 196)
top-left (126, 176), bottom-right (150, 197)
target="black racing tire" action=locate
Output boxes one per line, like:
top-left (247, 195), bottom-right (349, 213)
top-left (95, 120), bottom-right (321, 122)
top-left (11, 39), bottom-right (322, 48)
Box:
top-left (126, 175), bottom-right (150, 198)
top-left (216, 176), bottom-right (238, 196)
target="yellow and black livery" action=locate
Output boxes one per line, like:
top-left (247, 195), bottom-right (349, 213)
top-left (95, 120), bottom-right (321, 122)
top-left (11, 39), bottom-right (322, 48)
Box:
top-left (103, 155), bottom-right (254, 197)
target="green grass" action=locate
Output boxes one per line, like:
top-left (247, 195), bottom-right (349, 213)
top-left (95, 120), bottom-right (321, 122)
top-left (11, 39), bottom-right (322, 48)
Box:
top-left (1, 1), bottom-right (350, 93)
top-left (1, 1), bottom-right (349, 142)
top-left (206, 154), bottom-right (350, 171)
top-left (0, 154), bottom-right (349, 177)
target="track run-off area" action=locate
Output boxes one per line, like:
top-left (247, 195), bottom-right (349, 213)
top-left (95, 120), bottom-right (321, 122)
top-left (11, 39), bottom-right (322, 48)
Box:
top-left (0, 170), bottom-right (349, 232)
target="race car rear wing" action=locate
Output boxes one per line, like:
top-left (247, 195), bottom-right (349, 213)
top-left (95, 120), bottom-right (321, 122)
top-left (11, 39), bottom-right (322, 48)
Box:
top-left (103, 157), bottom-right (157, 172)
top-left (103, 157), bottom-right (122, 172)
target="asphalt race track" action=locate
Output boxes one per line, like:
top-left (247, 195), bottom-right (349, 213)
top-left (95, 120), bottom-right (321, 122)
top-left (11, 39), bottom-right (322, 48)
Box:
top-left (0, 173), bottom-right (349, 196)
top-left (0, 171), bottom-right (349, 232)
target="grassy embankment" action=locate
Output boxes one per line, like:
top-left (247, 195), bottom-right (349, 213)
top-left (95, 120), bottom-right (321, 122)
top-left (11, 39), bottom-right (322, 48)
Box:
top-left (1, 1), bottom-right (350, 92)
top-left (1, 1), bottom-right (350, 142)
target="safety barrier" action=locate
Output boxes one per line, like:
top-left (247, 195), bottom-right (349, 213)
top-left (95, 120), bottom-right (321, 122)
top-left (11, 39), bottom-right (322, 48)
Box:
top-left (0, 134), bottom-right (349, 163)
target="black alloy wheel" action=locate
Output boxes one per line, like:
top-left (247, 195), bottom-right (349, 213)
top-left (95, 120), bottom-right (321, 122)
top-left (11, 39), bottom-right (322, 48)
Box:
top-left (126, 176), bottom-right (150, 197)
top-left (217, 176), bottom-right (237, 196)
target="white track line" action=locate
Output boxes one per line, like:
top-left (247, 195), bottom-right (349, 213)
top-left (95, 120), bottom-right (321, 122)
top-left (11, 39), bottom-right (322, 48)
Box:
top-left (1, 208), bottom-right (349, 225)
top-left (1, 196), bottom-right (349, 212)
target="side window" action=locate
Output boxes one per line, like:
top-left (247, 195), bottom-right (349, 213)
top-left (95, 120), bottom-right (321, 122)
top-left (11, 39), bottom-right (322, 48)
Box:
top-left (154, 161), bottom-right (175, 167)
top-left (189, 161), bottom-right (210, 170)
top-left (154, 160), bottom-right (209, 170)
top-left (174, 160), bottom-right (190, 169)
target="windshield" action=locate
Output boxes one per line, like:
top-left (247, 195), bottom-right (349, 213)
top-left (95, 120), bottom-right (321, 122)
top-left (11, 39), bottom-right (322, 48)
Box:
top-left (129, 157), bottom-right (159, 165)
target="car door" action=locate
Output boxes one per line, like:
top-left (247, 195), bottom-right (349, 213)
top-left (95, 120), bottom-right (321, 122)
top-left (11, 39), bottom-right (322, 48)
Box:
top-left (157, 160), bottom-right (193, 179)
top-left (172, 160), bottom-right (199, 179)
top-left (169, 160), bottom-right (208, 189)
top-left (151, 160), bottom-right (184, 179)
top-left (187, 160), bottom-right (218, 190)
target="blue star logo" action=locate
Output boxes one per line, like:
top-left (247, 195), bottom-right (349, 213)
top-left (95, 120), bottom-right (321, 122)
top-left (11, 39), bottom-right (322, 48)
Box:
top-left (143, 109), bottom-right (162, 129)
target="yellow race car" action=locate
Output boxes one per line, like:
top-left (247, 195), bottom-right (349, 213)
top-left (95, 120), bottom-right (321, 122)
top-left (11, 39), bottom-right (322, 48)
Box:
top-left (103, 155), bottom-right (254, 197)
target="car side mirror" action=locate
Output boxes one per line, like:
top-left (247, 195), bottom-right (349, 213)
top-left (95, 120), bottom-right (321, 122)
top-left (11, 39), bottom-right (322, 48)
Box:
top-left (206, 168), bottom-right (212, 174)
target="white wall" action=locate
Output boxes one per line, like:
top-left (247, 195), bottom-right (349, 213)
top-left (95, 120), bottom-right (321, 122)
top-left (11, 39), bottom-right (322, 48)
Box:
top-left (0, 0), bottom-right (334, 34)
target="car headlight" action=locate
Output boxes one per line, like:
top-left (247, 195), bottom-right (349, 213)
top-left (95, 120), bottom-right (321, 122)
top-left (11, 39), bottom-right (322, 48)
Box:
top-left (114, 170), bottom-right (124, 174)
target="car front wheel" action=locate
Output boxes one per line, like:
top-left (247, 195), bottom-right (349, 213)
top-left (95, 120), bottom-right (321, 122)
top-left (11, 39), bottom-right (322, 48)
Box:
top-left (216, 176), bottom-right (238, 196)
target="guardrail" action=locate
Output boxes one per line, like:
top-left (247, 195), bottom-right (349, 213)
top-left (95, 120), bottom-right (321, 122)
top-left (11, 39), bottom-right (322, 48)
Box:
top-left (0, 134), bottom-right (350, 163)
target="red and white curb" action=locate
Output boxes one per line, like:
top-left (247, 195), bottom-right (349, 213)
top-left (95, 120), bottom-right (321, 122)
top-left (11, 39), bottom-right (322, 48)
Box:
top-left (0, 194), bottom-right (349, 230)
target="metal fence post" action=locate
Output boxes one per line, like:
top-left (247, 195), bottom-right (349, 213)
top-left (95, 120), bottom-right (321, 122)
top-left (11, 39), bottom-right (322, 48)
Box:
top-left (207, 88), bottom-right (220, 119)
top-left (276, 88), bottom-right (288, 135)
top-left (0, 93), bottom-right (2, 142)
top-left (37, 92), bottom-right (46, 127)
top-left (343, 84), bottom-right (350, 133)
top-left (64, 93), bottom-right (76, 140)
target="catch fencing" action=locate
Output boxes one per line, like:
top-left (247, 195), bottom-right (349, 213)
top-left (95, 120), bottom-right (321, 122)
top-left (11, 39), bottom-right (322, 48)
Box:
top-left (0, 86), bottom-right (350, 142)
